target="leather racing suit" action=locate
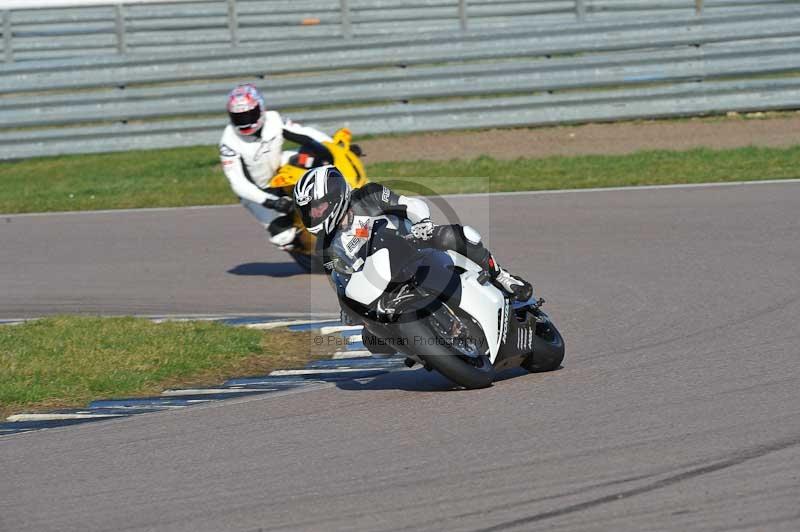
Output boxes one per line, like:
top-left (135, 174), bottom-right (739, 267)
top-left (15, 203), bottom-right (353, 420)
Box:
top-left (219, 110), bottom-right (333, 249)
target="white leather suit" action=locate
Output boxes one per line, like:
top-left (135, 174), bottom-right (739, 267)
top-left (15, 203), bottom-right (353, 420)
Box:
top-left (219, 111), bottom-right (333, 249)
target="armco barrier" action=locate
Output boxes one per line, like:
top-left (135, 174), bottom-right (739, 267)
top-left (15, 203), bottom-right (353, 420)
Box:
top-left (0, 4), bottom-right (799, 159)
top-left (0, 0), bottom-right (792, 62)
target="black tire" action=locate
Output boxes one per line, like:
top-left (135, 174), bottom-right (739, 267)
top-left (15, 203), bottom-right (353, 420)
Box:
top-left (521, 317), bottom-right (565, 373)
top-left (422, 351), bottom-right (495, 390)
top-left (289, 252), bottom-right (324, 273)
top-left (398, 319), bottom-right (495, 389)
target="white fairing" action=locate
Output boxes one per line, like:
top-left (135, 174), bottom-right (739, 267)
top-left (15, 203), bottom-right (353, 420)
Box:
top-left (346, 244), bottom-right (509, 362)
top-left (446, 251), bottom-right (507, 362)
top-left (345, 248), bottom-right (392, 306)
top-left (446, 250), bottom-right (483, 273)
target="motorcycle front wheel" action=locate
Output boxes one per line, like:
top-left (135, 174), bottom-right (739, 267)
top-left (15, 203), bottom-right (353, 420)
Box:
top-left (521, 315), bottom-right (565, 373)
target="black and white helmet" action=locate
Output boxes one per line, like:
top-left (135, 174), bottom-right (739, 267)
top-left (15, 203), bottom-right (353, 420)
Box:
top-left (294, 165), bottom-right (351, 235)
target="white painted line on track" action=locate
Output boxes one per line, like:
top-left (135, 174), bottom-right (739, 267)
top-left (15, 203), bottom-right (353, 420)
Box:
top-left (146, 312), bottom-right (338, 319)
top-left (95, 404), bottom-right (190, 410)
top-left (5, 179), bottom-right (799, 219)
top-left (0, 382), bottom-right (338, 440)
top-left (320, 325), bottom-right (364, 335)
top-left (244, 319), bottom-right (323, 330)
top-left (1, 313), bottom-right (338, 326)
top-left (269, 367), bottom-right (386, 376)
top-left (160, 388), bottom-right (266, 396)
top-left (6, 413), bottom-right (127, 422)
top-left (333, 350), bottom-right (372, 359)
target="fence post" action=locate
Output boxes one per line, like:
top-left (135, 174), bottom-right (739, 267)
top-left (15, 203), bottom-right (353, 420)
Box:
top-left (228, 0), bottom-right (239, 46)
top-left (3, 11), bottom-right (13, 63)
top-left (340, 0), bottom-right (352, 39)
top-left (575, 0), bottom-right (586, 21)
top-left (114, 4), bottom-right (127, 54)
top-left (695, 0), bottom-right (704, 15)
top-left (458, 0), bottom-right (468, 31)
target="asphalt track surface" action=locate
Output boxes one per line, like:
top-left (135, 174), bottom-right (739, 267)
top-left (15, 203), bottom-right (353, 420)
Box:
top-left (2, 182), bottom-right (800, 532)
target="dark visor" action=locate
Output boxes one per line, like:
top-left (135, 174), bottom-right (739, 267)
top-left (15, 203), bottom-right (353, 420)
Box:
top-left (306, 199), bottom-right (333, 226)
top-left (229, 107), bottom-right (261, 128)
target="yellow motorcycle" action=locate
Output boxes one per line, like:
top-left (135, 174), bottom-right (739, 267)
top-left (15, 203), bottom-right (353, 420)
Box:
top-left (267, 128), bottom-right (368, 272)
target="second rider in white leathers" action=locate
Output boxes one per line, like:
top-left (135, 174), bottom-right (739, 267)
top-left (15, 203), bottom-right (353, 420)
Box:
top-left (219, 84), bottom-right (334, 251)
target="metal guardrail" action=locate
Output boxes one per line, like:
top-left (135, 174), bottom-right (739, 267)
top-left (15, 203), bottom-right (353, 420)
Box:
top-left (0, 4), bottom-right (799, 159)
top-left (0, 0), bottom-right (794, 62)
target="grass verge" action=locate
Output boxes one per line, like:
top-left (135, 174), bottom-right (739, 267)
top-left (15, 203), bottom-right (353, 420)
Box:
top-left (0, 316), bottom-right (335, 419)
top-left (369, 146), bottom-right (800, 195)
top-left (1, 144), bottom-right (799, 214)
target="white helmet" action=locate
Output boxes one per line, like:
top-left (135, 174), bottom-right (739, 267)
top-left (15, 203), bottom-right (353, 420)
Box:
top-left (226, 84), bottom-right (265, 137)
top-left (294, 165), bottom-right (351, 235)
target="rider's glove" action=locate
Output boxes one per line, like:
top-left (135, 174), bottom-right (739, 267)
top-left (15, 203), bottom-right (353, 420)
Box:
top-left (411, 219), bottom-right (435, 240)
top-left (263, 196), bottom-right (293, 214)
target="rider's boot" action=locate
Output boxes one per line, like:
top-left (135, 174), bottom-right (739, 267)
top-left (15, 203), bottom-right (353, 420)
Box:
top-left (487, 256), bottom-right (533, 302)
top-left (495, 270), bottom-right (533, 302)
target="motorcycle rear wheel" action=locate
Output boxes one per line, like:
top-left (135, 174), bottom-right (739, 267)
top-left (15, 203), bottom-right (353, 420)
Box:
top-left (521, 317), bottom-right (565, 373)
top-left (399, 318), bottom-right (495, 389)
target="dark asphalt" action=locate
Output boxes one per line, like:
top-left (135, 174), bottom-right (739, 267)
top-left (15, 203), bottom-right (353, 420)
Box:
top-left (0, 204), bottom-right (338, 319)
top-left (2, 182), bottom-right (800, 531)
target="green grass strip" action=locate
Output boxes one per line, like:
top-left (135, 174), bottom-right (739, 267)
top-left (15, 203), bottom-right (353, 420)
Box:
top-left (0, 316), bottom-right (327, 418)
top-left (0, 146), bottom-right (229, 214)
top-left (368, 146), bottom-right (800, 195)
top-left (1, 145), bottom-right (799, 214)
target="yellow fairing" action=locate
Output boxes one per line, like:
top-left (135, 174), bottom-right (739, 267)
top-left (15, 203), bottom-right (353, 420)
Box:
top-left (267, 128), bottom-right (369, 256)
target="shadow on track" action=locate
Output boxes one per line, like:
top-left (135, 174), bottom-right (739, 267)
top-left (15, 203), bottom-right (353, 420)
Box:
top-left (227, 262), bottom-right (307, 278)
top-left (335, 366), bottom-right (532, 392)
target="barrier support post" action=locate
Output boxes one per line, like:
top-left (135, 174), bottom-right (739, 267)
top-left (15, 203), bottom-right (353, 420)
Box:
top-left (3, 11), bottom-right (12, 63)
top-left (575, 0), bottom-right (586, 21)
top-left (228, 0), bottom-right (239, 46)
top-left (114, 4), bottom-right (127, 54)
top-left (340, 0), bottom-right (352, 39)
top-left (458, 0), bottom-right (468, 31)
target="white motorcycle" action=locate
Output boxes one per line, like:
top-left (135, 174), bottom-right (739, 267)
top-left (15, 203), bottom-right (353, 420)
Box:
top-left (331, 219), bottom-right (565, 389)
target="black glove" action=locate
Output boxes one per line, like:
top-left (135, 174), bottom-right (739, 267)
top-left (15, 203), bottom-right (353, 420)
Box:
top-left (350, 144), bottom-right (364, 157)
top-left (263, 196), bottom-right (293, 214)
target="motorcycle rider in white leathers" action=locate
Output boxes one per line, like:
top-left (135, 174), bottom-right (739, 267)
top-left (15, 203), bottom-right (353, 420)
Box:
top-left (219, 84), bottom-right (335, 250)
top-left (293, 166), bottom-right (534, 350)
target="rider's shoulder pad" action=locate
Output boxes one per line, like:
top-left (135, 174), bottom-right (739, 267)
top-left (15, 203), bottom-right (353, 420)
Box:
top-left (219, 143), bottom-right (237, 158)
top-left (355, 182), bottom-right (385, 199)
